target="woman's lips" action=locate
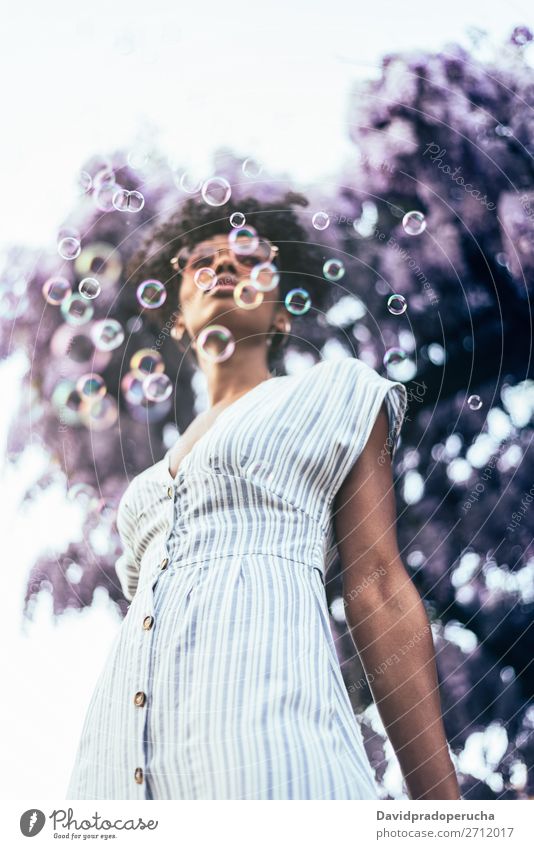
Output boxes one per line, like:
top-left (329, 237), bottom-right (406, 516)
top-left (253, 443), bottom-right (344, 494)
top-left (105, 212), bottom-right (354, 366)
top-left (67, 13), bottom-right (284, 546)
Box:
top-left (205, 274), bottom-right (238, 295)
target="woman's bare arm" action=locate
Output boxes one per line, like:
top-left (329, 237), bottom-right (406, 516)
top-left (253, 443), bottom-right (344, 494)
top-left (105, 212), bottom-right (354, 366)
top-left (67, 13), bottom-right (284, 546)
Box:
top-left (333, 403), bottom-right (461, 800)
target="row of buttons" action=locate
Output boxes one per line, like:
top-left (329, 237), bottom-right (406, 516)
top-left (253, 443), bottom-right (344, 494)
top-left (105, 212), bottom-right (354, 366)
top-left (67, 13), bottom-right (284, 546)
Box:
top-left (134, 485), bottom-right (175, 787)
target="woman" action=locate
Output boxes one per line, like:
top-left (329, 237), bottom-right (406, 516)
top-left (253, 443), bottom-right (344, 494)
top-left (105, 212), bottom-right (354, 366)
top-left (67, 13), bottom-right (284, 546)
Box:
top-left (66, 192), bottom-right (460, 801)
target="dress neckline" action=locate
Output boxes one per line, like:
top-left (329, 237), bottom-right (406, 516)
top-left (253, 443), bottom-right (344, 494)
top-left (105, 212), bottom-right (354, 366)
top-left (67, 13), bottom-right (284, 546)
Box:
top-left (163, 374), bottom-right (287, 482)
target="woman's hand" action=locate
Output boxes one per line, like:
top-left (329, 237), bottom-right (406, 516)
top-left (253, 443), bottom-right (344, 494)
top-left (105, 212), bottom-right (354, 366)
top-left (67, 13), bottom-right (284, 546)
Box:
top-left (333, 403), bottom-right (461, 800)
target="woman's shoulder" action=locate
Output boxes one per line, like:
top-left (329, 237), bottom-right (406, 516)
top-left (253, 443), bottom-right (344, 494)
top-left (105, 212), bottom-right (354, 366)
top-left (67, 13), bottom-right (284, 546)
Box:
top-left (298, 355), bottom-right (381, 394)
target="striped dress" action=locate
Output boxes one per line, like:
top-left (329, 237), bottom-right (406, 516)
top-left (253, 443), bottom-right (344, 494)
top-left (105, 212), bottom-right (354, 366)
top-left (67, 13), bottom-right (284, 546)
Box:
top-left (66, 356), bottom-right (407, 800)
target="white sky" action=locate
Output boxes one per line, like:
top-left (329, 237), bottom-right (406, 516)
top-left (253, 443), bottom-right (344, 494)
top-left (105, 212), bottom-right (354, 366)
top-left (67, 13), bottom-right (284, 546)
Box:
top-left (1, 0), bottom-right (532, 252)
top-left (1, 0), bottom-right (532, 800)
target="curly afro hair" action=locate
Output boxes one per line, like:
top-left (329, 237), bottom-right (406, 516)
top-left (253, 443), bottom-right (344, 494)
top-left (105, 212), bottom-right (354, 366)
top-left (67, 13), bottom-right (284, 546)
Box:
top-left (124, 189), bottom-right (335, 370)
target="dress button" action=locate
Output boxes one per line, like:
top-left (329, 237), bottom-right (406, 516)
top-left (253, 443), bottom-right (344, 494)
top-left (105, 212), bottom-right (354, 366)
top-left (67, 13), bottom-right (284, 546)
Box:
top-left (167, 486), bottom-right (173, 499)
top-left (143, 615), bottom-right (154, 630)
top-left (160, 556), bottom-right (169, 570)
top-left (134, 767), bottom-right (144, 784)
top-left (133, 691), bottom-right (147, 707)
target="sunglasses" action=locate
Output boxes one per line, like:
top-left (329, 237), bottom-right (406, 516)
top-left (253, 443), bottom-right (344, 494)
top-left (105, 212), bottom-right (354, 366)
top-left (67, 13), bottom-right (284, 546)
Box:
top-left (171, 239), bottom-right (279, 273)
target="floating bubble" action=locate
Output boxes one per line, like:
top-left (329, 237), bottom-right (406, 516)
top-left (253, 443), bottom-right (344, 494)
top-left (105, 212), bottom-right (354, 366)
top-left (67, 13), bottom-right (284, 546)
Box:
top-left (76, 373), bottom-right (107, 400)
top-left (250, 262), bottom-right (280, 292)
top-left (51, 380), bottom-right (85, 426)
top-left (78, 277), bottom-right (101, 299)
top-left (387, 294), bottom-right (407, 315)
top-left (323, 258), bottom-right (345, 282)
top-left (50, 323), bottom-right (110, 371)
top-left (121, 371), bottom-right (145, 405)
top-left (93, 183), bottom-right (117, 212)
top-left (80, 394), bottom-right (118, 430)
top-left (66, 483), bottom-right (97, 506)
top-left (194, 267), bottom-right (217, 291)
top-left (127, 149), bottom-right (150, 170)
top-left (178, 171), bottom-right (203, 193)
top-left (91, 319), bottom-right (125, 351)
top-left (93, 167), bottom-right (117, 189)
top-left (402, 210), bottom-right (427, 235)
top-left (75, 242), bottom-right (122, 285)
top-left (143, 372), bottom-right (173, 402)
top-left (130, 347), bottom-right (164, 376)
top-left (242, 158), bottom-right (262, 178)
top-left (127, 394), bottom-right (172, 423)
top-left (201, 176), bottom-right (231, 207)
top-left (112, 188), bottom-right (145, 212)
top-left (42, 276), bottom-right (72, 305)
top-left (383, 347), bottom-right (407, 368)
top-left (312, 211), bottom-right (330, 231)
top-left (285, 288), bottom-right (311, 315)
top-left (467, 394), bottom-right (483, 411)
top-left (58, 236), bottom-right (81, 261)
top-left (230, 212), bottom-right (246, 228)
top-left (77, 170), bottom-right (92, 194)
top-left (0, 278), bottom-right (28, 319)
top-left (136, 279), bottom-right (167, 309)
top-left (255, 238), bottom-right (276, 263)
top-left (60, 293), bottom-right (94, 325)
top-left (197, 325), bottom-right (235, 362)
top-left (126, 316), bottom-right (144, 333)
top-left (228, 225), bottom-right (259, 256)
top-left (511, 25), bottom-right (533, 46)
top-left (233, 280), bottom-right (264, 310)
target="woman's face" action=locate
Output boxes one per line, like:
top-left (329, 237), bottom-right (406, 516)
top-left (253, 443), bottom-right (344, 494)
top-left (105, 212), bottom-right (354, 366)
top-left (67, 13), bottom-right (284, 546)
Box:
top-left (174, 232), bottom-right (288, 353)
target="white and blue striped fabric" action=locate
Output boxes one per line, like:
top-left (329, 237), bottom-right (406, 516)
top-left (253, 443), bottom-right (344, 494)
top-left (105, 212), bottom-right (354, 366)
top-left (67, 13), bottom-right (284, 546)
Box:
top-left (66, 356), bottom-right (407, 800)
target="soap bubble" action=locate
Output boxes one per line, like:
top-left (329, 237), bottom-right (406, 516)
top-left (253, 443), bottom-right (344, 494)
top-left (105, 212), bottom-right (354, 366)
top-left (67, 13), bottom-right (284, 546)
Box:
top-left (78, 277), bottom-right (101, 299)
top-left (112, 189), bottom-right (145, 212)
top-left (323, 258), bottom-right (345, 281)
top-left (402, 211), bottom-right (426, 236)
top-left (136, 279), bottom-right (167, 309)
top-left (201, 176), bottom-right (231, 207)
top-left (250, 262), bottom-right (279, 292)
top-left (242, 158), bottom-right (262, 178)
top-left (467, 394), bottom-right (483, 410)
top-left (233, 280), bottom-right (264, 310)
top-left (77, 170), bottom-right (92, 194)
top-left (130, 347), bottom-right (164, 376)
top-left (194, 268), bottom-right (217, 291)
top-left (387, 294), bottom-right (407, 315)
top-left (285, 288), bottom-right (311, 315)
top-left (80, 395), bottom-right (118, 430)
top-left (91, 319), bottom-right (125, 351)
top-left (312, 211), bottom-right (330, 231)
top-left (143, 373), bottom-right (173, 402)
top-left (58, 236), bottom-right (81, 261)
top-left (229, 225), bottom-right (259, 256)
top-left (178, 171), bottom-right (203, 193)
top-left (60, 294), bottom-right (94, 326)
top-left (197, 325), bottom-right (235, 362)
top-left (383, 347), bottom-right (407, 368)
top-left (76, 373), bottom-right (107, 400)
top-left (230, 212), bottom-right (246, 228)
top-left (42, 276), bottom-right (72, 305)
top-left (75, 242), bottom-right (122, 286)
top-left (121, 371), bottom-right (145, 405)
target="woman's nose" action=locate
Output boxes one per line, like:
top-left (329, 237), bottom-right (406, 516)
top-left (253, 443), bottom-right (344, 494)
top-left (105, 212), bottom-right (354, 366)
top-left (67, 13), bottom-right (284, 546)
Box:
top-left (214, 249), bottom-right (238, 273)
